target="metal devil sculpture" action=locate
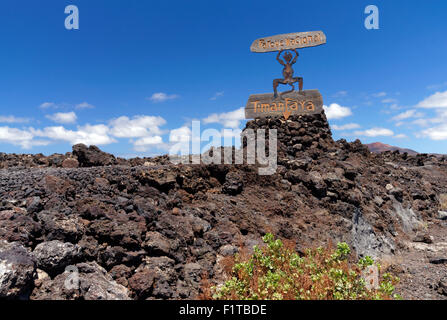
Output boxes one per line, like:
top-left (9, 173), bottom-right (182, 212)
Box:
top-left (245, 31), bottom-right (327, 120)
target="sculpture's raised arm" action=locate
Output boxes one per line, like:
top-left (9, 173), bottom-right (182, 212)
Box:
top-left (291, 49), bottom-right (299, 64)
top-left (276, 50), bottom-right (285, 66)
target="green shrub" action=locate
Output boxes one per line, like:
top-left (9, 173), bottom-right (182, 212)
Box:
top-left (204, 234), bottom-right (400, 300)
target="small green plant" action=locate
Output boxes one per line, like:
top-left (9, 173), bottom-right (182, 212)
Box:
top-left (203, 234), bottom-right (400, 300)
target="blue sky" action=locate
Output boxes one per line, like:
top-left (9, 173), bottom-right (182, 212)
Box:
top-left (1, 0), bottom-right (447, 156)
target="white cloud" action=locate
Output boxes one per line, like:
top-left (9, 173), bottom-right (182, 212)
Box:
top-left (108, 115), bottom-right (167, 151)
top-left (0, 115), bottom-right (30, 124)
top-left (394, 134), bottom-right (408, 139)
top-left (40, 101), bottom-right (94, 110)
top-left (133, 136), bottom-right (164, 152)
top-left (389, 104), bottom-right (404, 111)
top-left (109, 115), bottom-right (166, 138)
top-left (412, 118), bottom-right (430, 127)
top-left (46, 112), bottom-right (77, 124)
top-left (410, 101), bottom-right (447, 135)
top-left (331, 123), bottom-right (361, 131)
top-left (210, 91), bottom-right (224, 101)
top-left (147, 92), bottom-right (179, 103)
top-left (382, 98), bottom-right (398, 104)
top-left (166, 126), bottom-right (194, 156)
top-left (203, 107), bottom-right (245, 129)
top-left (417, 90), bottom-right (447, 109)
top-left (39, 102), bottom-right (58, 109)
top-left (31, 124), bottom-right (116, 146)
top-left (0, 126), bottom-right (34, 149)
top-left (169, 126), bottom-right (191, 142)
top-left (372, 92), bottom-right (387, 98)
top-left (391, 109), bottom-right (424, 121)
top-left (75, 102), bottom-right (95, 109)
top-left (354, 128), bottom-right (394, 137)
top-left (420, 125), bottom-right (447, 141)
top-left (0, 126), bottom-right (51, 149)
top-left (0, 113), bottom-right (170, 151)
top-left (411, 112), bottom-right (446, 127)
top-left (415, 109), bottom-right (447, 140)
top-left (323, 103), bottom-right (352, 120)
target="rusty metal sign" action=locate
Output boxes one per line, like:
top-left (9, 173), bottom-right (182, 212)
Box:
top-left (250, 31), bottom-right (326, 53)
top-left (245, 90), bottom-right (323, 120)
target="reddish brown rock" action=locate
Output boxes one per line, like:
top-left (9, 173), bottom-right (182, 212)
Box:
top-left (62, 158), bottom-right (79, 169)
top-left (72, 144), bottom-right (117, 167)
top-left (128, 269), bottom-right (155, 299)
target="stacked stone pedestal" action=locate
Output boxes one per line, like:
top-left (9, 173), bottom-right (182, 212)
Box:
top-left (242, 111), bottom-right (336, 165)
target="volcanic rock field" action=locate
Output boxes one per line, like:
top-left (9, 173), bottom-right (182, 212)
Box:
top-left (1, 111), bottom-right (447, 300)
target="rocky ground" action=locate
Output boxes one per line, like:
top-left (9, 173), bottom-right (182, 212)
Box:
top-left (1, 111), bottom-right (446, 300)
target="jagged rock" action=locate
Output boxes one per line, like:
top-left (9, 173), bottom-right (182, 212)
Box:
top-left (292, 144), bottom-right (303, 152)
top-left (36, 211), bottom-right (84, 243)
top-left (143, 232), bottom-right (171, 256)
top-left (26, 197), bottom-right (42, 214)
top-left (303, 171), bottom-right (327, 198)
top-left (0, 209), bottom-right (41, 247)
top-left (72, 144), bottom-right (117, 167)
top-left (109, 264), bottom-right (132, 287)
top-left (219, 245), bottom-right (238, 256)
top-left (438, 211), bottom-right (447, 220)
top-left (87, 212), bottom-right (146, 249)
top-left (79, 261), bottom-right (131, 300)
top-left (30, 262), bottom-right (130, 300)
top-left (343, 167), bottom-right (358, 181)
top-left (351, 209), bottom-right (394, 259)
top-left (44, 175), bottom-right (74, 195)
top-left (155, 214), bottom-right (194, 246)
top-left (437, 276), bottom-right (447, 296)
top-left (413, 232), bottom-right (433, 244)
top-left (77, 236), bottom-right (101, 260)
top-left (128, 269), bottom-right (155, 299)
top-left (62, 158), bottom-right (79, 169)
top-left (390, 187), bottom-right (404, 202)
top-left (97, 246), bottom-right (145, 269)
top-left (392, 202), bottom-right (424, 234)
top-left (183, 263), bottom-right (203, 291)
top-left (285, 169), bottom-right (305, 184)
top-left (94, 177), bottom-right (110, 189)
top-left (33, 240), bottom-right (81, 274)
top-left (0, 241), bottom-right (36, 299)
top-left (222, 171), bottom-right (244, 196)
top-left (137, 168), bottom-right (177, 192)
top-left (47, 154), bottom-right (65, 167)
top-left (136, 257), bottom-right (176, 299)
top-left (287, 157), bottom-right (312, 170)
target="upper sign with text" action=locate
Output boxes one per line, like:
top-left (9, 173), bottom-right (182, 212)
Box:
top-left (250, 31), bottom-right (327, 53)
